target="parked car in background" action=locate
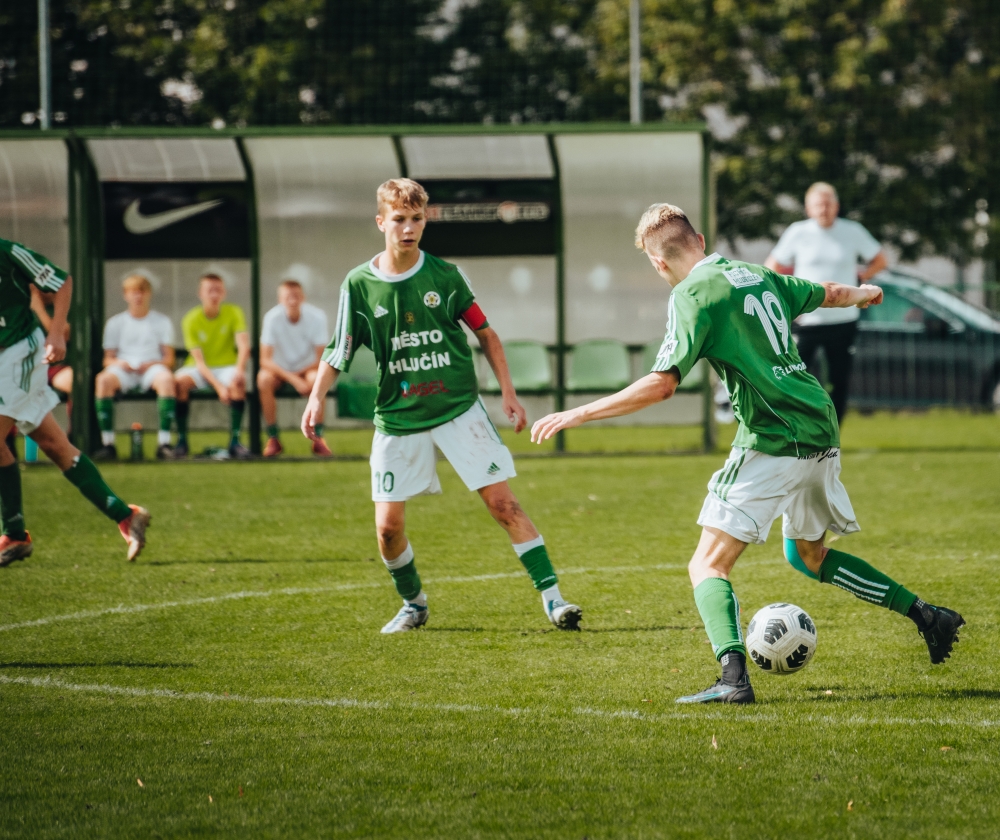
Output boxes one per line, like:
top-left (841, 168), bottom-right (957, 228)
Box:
top-left (849, 269), bottom-right (1000, 411)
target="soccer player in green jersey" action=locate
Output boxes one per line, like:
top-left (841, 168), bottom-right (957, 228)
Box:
top-left (301, 178), bottom-right (582, 633)
top-left (175, 274), bottom-right (252, 459)
top-left (531, 204), bottom-right (964, 704)
top-left (0, 237), bottom-right (151, 566)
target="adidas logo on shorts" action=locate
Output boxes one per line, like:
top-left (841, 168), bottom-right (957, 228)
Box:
top-left (374, 304), bottom-right (389, 318)
top-left (487, 462), bottom-right (499, 475)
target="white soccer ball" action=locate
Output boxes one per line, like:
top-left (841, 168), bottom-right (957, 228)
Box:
top-left (746, 603), bottom-right (817, 675)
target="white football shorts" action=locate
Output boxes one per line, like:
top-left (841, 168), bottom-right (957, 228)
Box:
top-left (370, 398), bottom-right (516, 502)
top-left (105, 363), bottom-right (172, 393)
top-left (0, 328), bottom-right (60, 434)
top-left (697, 446), bottom-right (860, 545)
top-left (175, 364), bottom-right (240, 391)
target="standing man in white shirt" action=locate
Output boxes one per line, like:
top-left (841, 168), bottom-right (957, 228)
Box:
top-left (765, 182), bottom-right (887, 423)
top-left (94, 273), bottom-right (177, 460)
top-left (258, 279), bottom-right (331, 457)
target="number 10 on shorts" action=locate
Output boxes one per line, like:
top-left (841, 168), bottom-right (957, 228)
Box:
top-left (374, 471), bottom-right (395, 494)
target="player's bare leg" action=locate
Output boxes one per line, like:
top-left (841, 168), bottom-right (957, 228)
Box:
top-left (478, 481), bottom-right (582, 630)
top-left (301, 369), bottom-right (331, 456)
top-left (677, 527), bottom-right (755, 704)
top-left (375, 501), bottom-right (428, 633)
top-left (151, 368), bottom-right (177, 459)
top-left (174, 374), bottom-right (196, 457)
top-left (786, 534), bottom-right (965, 664)
top-left (257, 368), bottom-right (283, 457)
top-left (29, 413), bottom-right (150, 561)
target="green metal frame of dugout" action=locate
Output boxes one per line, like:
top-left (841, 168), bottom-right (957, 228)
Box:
top-left (0, 124), bottom-right (716, 455)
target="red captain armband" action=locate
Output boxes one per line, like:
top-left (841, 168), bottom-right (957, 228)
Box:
top-left (460, 303), bottom-right (488, 331)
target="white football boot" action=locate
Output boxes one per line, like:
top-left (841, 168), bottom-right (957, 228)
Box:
top-left (546, 598), bottom-right (582, 630)
top-left (380, 603), bottom-right (429, 634)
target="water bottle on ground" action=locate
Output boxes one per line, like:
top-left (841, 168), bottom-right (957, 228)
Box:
top-left (130, 423), bottom-right (144, 461)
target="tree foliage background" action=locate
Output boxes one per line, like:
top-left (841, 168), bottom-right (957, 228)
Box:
top-left (2, 0), bottom-right (998, 269)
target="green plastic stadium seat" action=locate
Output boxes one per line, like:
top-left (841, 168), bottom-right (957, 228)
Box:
top-left (484, 341), bottom-right (553, 392)
top-left (567, 340), bottom-right (631, 391)
top-left (336, 345), bottom-right (379, 420)
top-left (640, 341), bottom-right (707, 392)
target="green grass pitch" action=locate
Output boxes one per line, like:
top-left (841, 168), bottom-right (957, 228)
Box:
top-left (2, 415), bottom-right (999, 838)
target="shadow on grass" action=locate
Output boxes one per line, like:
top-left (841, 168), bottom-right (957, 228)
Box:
top-left (584, 626), bottom-right (695, 633)
top-left (145, 556), bottom-right (368, 566)
top-left (0, 661), bottom-right (194, 669)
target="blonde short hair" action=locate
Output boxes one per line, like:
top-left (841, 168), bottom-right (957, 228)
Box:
top-left (634, 203), bottom-right (701, 259)
top-left (377, 178), bottom-right (429, 214)
top-left (122, 273), bottom-right (152, 293)
top-left (805, 182), bottom-right (838, 203)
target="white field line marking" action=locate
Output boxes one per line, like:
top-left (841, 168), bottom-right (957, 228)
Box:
top-left (0, 560), bottom-right (723, 635)
top-left (2, 674), bottom-right (998, 729)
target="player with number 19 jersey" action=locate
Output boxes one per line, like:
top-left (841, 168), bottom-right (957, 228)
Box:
top-left (651, 253), bottom-right (837, 457)
top-left (323, 250), bottom-right (483, 436)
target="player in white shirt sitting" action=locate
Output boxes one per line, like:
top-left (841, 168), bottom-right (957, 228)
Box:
top-left (258, 279), bottom-right (331, 457)
top-left (93, 273), bottom-right (177, 460)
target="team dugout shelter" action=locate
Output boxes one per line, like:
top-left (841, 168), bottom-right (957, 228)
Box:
top-left (0, 125), bottom-right (715, 455)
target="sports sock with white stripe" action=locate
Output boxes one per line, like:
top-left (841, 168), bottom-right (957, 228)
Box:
top-left (382, 542), bottom-right (423, 602)
top-left (693, 577), bottom-right (746, 659)
top-left (512, 535), bottom-right (558, 591)
top-left (818, 548), bottom-right (917, 615)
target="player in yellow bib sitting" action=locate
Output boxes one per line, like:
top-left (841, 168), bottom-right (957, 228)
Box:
top-left (175, 273), bottom-right (251, 459)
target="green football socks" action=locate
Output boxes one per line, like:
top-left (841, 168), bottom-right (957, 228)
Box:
top-left (314, 423), bottom-right (324, 438)
top-left (230, 400), bottom-right (245, 446)
top-left (383, 542), bottom-right (422, 602)
top-left (0, 461), bottom-right (27, 540)
top-left (157, 396), bottom-right (176, 435)
top-left (176, 400), bottom-right (190, 444)
top-left (512, 536), bottom-right (558, 591)
top-left (266, 424), bottom-right (279, 440)
top-left (63, 454), bottom-right (131, 523)
top-left (819, 548), bottom-right (918, 615)
top-left (693, 577), bottom-right (746, 659)
top-left (95, 398), bottom-right (114, 434)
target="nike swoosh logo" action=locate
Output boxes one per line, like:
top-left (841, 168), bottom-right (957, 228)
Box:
top-left (123, 198), bottom-right (223, 234)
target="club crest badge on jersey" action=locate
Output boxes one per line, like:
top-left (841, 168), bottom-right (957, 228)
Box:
top-left (404, 311), bottom-right (415, 324)
top-left (724, 266), bottom-right (763, 288)
top-left (423, 291), bottom-right (441, 308)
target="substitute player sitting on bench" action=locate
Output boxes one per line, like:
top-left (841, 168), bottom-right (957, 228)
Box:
top-left (93, 273), bottom-right (177, 460)
top-left (258, 279), bottom-right (331, 458)
top-left (302, 178), bottom-right (582, 633)
top-left (175, 273), bottom-right (251, 459)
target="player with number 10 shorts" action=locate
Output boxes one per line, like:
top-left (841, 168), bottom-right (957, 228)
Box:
top-left (302, 178), bottom-right (581, 634)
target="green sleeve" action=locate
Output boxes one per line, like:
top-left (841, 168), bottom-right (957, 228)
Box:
top-left (8, 242), bottom-right (68, 292)
top-left (773, 271), bottom-right (827, 320)
top-left (229, 304), bottom-right (248, 334)
top-left (322, 279), bottom-right (368, 372)
top-left (451, 266), bottom-right (478, 320)
top-left (650, 289), bottom-right (710, 381)
top-left (181, 309), bottom-right (199, 350)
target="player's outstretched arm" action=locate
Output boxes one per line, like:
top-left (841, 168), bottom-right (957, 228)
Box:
top-left (820, 282), bottom-right (883, 309)
top-left (301, 361), bottom-right (339, 440)
top-left (475, 326), bottom-right (527, 432)
top-left (530, 370), bottom-right (679, 443)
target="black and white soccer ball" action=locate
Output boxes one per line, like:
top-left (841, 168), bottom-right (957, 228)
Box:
top-left (746, 603), bottom-right (817, 675)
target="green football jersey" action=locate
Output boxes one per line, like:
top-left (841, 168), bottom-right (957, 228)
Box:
top-left (323, 251), bottom-right (487, 435)
top-left (0, 237), bottom-right (68, 347)
top-left (651, 253), bottom-right (837, 457)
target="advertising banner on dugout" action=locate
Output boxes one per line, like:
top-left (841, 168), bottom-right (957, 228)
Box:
top-left (102, 181), bottom-right (251, 260)
top-left (419, 179), bottom-right (556, 258)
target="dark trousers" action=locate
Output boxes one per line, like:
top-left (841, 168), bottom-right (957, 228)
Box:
top-left (793, 321), bottom-right (858, 423)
